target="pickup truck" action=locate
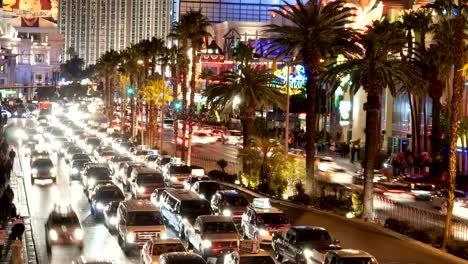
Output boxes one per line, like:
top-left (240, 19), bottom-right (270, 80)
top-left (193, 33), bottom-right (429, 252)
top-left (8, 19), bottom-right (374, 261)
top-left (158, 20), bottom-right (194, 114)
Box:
top-left (272, 226), bottom-right (340, 264)
top-left (185, 215), bottom-right (240, 259)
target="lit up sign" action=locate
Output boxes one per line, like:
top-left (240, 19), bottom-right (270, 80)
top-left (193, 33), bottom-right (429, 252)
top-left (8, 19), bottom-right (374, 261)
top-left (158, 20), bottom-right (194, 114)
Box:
top-left (273, 64), bottom-right (307, 91)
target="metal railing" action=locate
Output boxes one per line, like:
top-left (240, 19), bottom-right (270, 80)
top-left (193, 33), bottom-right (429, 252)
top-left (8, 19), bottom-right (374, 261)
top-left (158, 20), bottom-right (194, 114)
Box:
top-left (190, 154), bottom-right (242, 175)
top-left (373, 194), bottom-right (468, 241)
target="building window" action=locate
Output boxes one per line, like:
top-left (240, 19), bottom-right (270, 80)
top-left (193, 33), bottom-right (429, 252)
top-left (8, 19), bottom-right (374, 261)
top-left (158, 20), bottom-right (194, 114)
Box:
top-left (35, 54), bottom-right (45, 63)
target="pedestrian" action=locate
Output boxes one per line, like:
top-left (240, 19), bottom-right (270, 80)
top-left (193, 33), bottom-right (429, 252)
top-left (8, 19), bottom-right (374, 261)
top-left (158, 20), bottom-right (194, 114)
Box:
top-left (8, 217), bottom-right (24, 241)
top-left (8, 149), bottom-right (15, 167)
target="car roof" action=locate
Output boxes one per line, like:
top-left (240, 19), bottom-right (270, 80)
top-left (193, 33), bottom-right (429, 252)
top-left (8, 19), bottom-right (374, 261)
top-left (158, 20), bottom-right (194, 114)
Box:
top-left (217, 190), bottom-right (245, 197)
top-left (120, 199), bottom-right (159, 212)
top-left (236, 250), bottom-right (272, 257)
top-left (94, 183), bottom-right (120, 191)
top-left (134, 167), bottom-right (162, 174)
top-left (290, 226), bottom-right (326, 232)
top-left (198, 215), bottom-right (233, 223)
top-left (164, 189), bottom-right (204, 200)
top-left (327, 249), bottom-right (375, 258)
top-left (149, 238), bottom-right (184, 245)
top-left (248, 206), bottom-right (284, 214)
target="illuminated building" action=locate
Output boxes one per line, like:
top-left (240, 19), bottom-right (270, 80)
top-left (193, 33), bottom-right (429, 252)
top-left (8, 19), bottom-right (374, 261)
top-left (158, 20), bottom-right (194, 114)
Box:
top-left (59, 0), bottom-right (171, 65)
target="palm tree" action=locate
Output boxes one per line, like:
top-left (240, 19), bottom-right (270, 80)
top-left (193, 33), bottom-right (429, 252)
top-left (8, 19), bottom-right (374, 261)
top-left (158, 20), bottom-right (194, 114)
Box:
top-left (118, 47), bottom-right (140, 138)
top-left (199, 67), bottom-right (214, 89)
top-left (425, 0), bottom-right (467, 249)
top-left (204, 66), bottom-right (285, 153)
top-left (326, 19), bottom-right (422, 221)
top-left (265, 0), bottom-right (357, 196)
top-left (96, 50), bottom-right (121, 122)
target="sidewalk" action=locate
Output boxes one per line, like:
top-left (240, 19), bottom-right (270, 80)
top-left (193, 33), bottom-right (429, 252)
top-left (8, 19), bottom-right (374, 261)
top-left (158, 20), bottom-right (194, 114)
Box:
top-left (2, 149), bottom-right (38, 264)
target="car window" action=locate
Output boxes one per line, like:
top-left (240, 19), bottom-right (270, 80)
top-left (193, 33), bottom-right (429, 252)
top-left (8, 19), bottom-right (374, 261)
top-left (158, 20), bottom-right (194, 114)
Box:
top-left (50, 215), bottom-right (79, 226)
top-left (169, 166), bottom-right (192, 174)
top-left (138, 173), bottom-right (164, 184)
top-left (127, 211), bottom-right (163, 225)
top-left (338, 258), bottom-right (375, 264)
top-left (239, 256), bottom-right (276, 264)
top-left (96, 190), bottom-right (124, 200)
top-left (256, 213), bottom-right (289, 225)
top-left (152, 243), bottom-right (186, 255)
top-left (86, 167), bottom-right (111, 179)
top-left (32, 159), bottom-right (53, 167)
top-left (222, 196), bottom-right (249, 207)
top-left (203, 221), bottom-right (237, 233)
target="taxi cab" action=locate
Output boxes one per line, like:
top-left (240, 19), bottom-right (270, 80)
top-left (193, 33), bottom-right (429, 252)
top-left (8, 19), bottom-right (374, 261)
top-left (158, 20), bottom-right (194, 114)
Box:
top-left (241, 198), bottom-right (290, 244)
top-left (224, 240), bottom-right (278, 264)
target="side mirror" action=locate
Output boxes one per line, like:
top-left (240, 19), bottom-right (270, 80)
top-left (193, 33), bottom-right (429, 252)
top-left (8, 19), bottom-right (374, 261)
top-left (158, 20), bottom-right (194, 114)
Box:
top-left (333, 239), bottom-right (340, 244)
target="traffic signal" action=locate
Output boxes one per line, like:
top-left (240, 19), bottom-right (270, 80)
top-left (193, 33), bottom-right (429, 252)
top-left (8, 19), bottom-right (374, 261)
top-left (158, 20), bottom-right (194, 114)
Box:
top-left (174, 101), bottom-right (182, 111)
top-left (126, 86), bottom-right (134, 95)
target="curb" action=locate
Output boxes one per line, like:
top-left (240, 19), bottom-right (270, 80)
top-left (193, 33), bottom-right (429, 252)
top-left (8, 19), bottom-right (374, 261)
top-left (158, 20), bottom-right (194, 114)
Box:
top-left (220, 182), bottom-right (467, 264)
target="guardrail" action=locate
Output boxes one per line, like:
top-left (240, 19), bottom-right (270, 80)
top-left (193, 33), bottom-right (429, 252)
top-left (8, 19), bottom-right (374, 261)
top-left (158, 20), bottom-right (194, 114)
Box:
top-left (190, 154), bottom-right (242, 175)
top-left (373, 194), bottom-right (468, 241)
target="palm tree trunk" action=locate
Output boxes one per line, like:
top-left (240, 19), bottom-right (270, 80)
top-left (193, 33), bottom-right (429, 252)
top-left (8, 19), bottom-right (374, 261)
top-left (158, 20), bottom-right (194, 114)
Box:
top-left (120, 79), bottom-right (127, 134)
top-left (423, 96), bottom-right (428, 152)
top-left (181, 69), bottom-right (188, 159)
top-left (187, 46), bottom-right (197, 166)
top-left (408, 93), bottom-right (416, 154)
top-left (104, 74), bottom-right (109, 116)
top-left (430, 81), bottom-right (443, 162)
top-left (109, 75), bottom-right (115, 124)
top-left (171, 65), bottom-right (179, 157)
top-left (443, 15), bottom-right (465, 250)
top-left (304, 56), bottom-right (318, 197)
top-left (362, 92), bottom-right (381, 221)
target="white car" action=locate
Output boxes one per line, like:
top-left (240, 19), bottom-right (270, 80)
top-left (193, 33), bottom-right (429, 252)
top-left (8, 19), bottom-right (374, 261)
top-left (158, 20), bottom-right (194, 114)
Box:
top-left (140, 238), bottom-right (186, 264)
top-left (323, 167), bottom-right (353, 185)
top-left (314, 156), bottom-right (337, 172)
top-left (432, 190), bottom-right (467, 210)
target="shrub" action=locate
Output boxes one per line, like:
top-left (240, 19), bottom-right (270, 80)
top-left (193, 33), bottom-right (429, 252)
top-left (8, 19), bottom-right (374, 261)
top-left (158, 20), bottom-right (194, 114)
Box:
top-left (291, 182), bottom-right (310, 205)
top-left (351, 193), bottom-right (363, 217)
top-left (446, 240), bottom-right (468, 259)
top-left (216, 159), bottom-right (228, 172)
top-left (208, 170), bottom-right (237, 183)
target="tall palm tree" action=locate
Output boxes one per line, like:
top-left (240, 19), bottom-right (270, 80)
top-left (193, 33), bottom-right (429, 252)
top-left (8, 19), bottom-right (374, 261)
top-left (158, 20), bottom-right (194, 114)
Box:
top-left (204, 66), bottom-right (285, 153)
top-left (265, 0), bottom-right (356, 196)
top-left (118, 47), bottom-right (140, 137)
top-left (96, 50), bottom-right (121, 122)
top-left (326, 19), bottom-right (422, 221)
top-left (425, 0), bottom-right (468, 249)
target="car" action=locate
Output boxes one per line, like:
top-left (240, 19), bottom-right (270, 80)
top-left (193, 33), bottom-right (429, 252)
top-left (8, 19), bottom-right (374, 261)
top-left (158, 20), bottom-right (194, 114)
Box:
top-left (104, 201), bottom-right (120, 232)
top-left (394, 175), bottom-right (436, 199)
top-left (98, 150), bottom-right (116, 163)
top-left (117, 200), bottom-right (167, 253)
top-left (117, 141), bottom-right (135, 154)
top-left (129, 167), bottom-right (165, 199)
top-left (272, 226), bottom-right (340, 264)
top-left (190, 180), bottom-right (222, 201)
top-left (29, 149), bottom-right (50, 164)
top-left (31, 158), bottom-right (56, 184)
top-left (69, 159), bottom-right (90, 180)
top-left (51, 137), bottom-right (70, 153)
top-left (156, 155), bottom-right (172, 170)
top-left (131, 149), bottom-right (149, 162)
top-left (94, 145), bottom-right (114, 158)
top-left (71, 256), bottom-right (116, 264)
top-left (381, 183), bottom-right (416, 203)
top-left (89, 183), bottom-right (125, 216)
top-left (432, 190), bottom-right (466, 209)
top-left (354, 169), bottom-right (387, 184)
top-left (45, 204), bottom-right (84, 254)
top-left (150, 187), bottom-right (173, 207)
top-left (145, 155), bottom-right (159, 168)
top-left (183, 175), bottom-right (210, 190)
top-left (191, 131), bottom-right (217, 144)
top-left (81, 165), bottom-right (112, 194)
top-left (84, 137), bottom-right (102, 154)
top-left (163, 162), bottom-right (192, 188)
top-left (318, 167), bottom-right (353, 185)
top-left (65, 146), bottom-right (85, 163)
top-left (70, 153), bottom-right (93, 164)
top-left (323, 249), bottom-right (378, 264)
top-left (314, 156), bottom-right (337, 172)
top-left (140, 238), bottom-right (187, 264)
top-left (224, 241), bottom-right (278, 264)
top-left (109, 155), bottom-right (133, 173)
top-left (185, 215), bottom-right (240, 259)
top-left (117, 162), bottom-right (147, 188)
top-left (158, 252), bottom-right (206, 264)
top-left (211, 190), bottom-right (249, 223)
top-left (241, 198), bottom-right (290, 244)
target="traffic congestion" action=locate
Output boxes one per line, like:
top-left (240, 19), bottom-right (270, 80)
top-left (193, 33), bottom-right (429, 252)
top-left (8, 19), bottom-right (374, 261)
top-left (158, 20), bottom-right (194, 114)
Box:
top-left (4, 98), bottom-right (384, 263)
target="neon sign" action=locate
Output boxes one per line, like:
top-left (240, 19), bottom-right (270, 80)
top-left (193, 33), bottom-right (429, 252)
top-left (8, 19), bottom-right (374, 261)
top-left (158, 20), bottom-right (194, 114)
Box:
top-left (273, 64), bottom-right (307, 91)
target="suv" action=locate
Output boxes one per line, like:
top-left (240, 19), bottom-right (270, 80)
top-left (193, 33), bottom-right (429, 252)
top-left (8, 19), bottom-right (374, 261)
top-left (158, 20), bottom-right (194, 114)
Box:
top-left (160, 189), bottom-right (212, 238)
top-left (323, 249), bottom-right (378, 264)
top-left (159, 252), bottom-right (206, 264)
top-left (117, 200), bottom-right (167, 253)
top-left (31, 158), bottom-right (56, 184)
top-left (81, 164), bottom-right (112, 194)
top-left (156, 155), bottom-right (172, 170)
top-left (129, 167), bottom-right (165, 199)
top-left (163, 163), bottom-right (192, 188)
top-left (241, 198), bottom-right (290, 243)
top-left (89, 183), bottom-right (125, 216)
top-left (118, 162), bottom-right (147, 189)
top-left (69, 159), bottom-right (89, 181)
top-left (211, 190), bottom-right (249, 222)
top-left (190, 181), bottom-right (221, 201)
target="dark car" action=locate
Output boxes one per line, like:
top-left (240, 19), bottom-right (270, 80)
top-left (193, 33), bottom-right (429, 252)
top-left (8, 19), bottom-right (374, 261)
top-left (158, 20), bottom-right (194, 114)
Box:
top-left (159, 252), bottom-right (206, 264)
top-left (211, 190), bottom-right (249, 222)
top-left (45, 204), bottom-right (84, 254)
top-left (69, 159), bottom-right (90, 180)
top-left (31, 158), bottom-right (56, 184)
top-left (190, 181), bottom-right (221, 201)
top-left (70, 153), bottom-right (92, 164)
top-left (89, 183), bottom-right (125, 217)
top-left (84, 137), bottom-right (102, 154)
top-left (29, 149), bottom-right (50, 165)
top-left (65, 146), bottom-right (85, 163)
top-left (82, 165), bottom-right (112, 194)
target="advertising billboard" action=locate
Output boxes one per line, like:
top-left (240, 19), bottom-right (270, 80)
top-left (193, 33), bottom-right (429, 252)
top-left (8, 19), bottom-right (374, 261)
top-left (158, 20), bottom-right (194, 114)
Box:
top-left (3, 0), bottom-right (58, 28)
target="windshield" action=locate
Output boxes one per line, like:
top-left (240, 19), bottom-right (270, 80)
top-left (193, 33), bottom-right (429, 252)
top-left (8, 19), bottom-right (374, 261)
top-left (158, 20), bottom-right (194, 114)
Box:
top-left (112, 156), bottom-right (131, 162)
top-left (338, 258), bottom-right (375, 264)
top-left (256, 213), bottom-right (289, 225)
top-left (32, 159), bottom-right (53, 167)
top-left (296, 230), bottom-right (332, 244)
top-left (160, 158), bottom-right (171, 165)
top-left (101, 151), bottom-right (115, 156)
top-left (86, 138), bottom-right (101, 145)
top-left (239, 257), bottom-right (276, 264)
top-left (203, 221), bottom-right (237, 233)
top-left (121, 142), bottom-right (134, 148)
top-left (152, 243), bottom-right (185, 255)
top-left (86, 168), bottom-right (110, 179)
top-left (169, 166), bottom-right (191, 174)
top-left (222, 196), bottom-right (249, 207)
top-left (146, 156), bottom-right (158, 161)
top-left (73, 154), bottom-right (90, 160)
top-left (199, 182), bottom-right (221, 194)
top-left (180, 200), bottom-right (211, 215)
top-left (72, 160), bottom-right (88, 168)
top-left (138, 174), bottom-right (164, 184)
top-left (97, 190), bottom-right (124, 200)
top-left (127, 211), bottom-right (163, 225)
top-left (50, 215), bottom-right (79, 226)
top-left (135, 150), bottom-right (148, 156)
top-left (164, 120), bottom-right (173, 124)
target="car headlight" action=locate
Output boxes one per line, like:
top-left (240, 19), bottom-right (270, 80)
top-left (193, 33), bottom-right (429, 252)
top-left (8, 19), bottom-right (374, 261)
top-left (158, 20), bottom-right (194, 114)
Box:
top-left (170, 176), bottom-right (178, 182)
top-left (303, 249), bottom-right (313, 258)
top-left (72, 168), bottom-right (79, 175)
top-left (222, 209), bottom-right (232, 216)
top-left (160, 231), bottom-right (167, 239)
top-left (109, 216), bottom-right (118, 226)
top-left (126, 232), bottom-right (135, 243)
top-left (182, 218), bottom-right (189, 225)
top-left (88, 178), bottom-right (96, 186)
top-left (258, 229), bottom-right (269, 236)
top-left (50, 168), bottom-right (56, 174)
top-left (49, 229), bottom-right (58, 241)
top-left (74, 228), bottom-right (84, 240)
top-left (96, 202), bottom-right (104, 210)
top-left (137, 186), bottom-right (145, 193)
top-left (202, 239), bottom-right (212, 248)
top-left (31, 168), bottom-right (38, 174)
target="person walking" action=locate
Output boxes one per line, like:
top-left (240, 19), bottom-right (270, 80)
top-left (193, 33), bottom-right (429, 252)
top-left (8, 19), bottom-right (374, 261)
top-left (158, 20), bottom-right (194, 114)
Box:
top-left (8, 149), bottom-right (15, 167)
